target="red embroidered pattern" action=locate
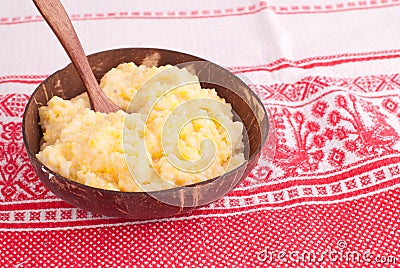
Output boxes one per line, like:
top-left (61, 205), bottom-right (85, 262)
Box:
top-left (0, 94), bottom-right (30, 117)
top-left (229, 50), bottom-right (400, 73)
top-left (0, 73), bottom-right (399, 228)
top-left (0, 118), bottom-right (53, 203)
top-left (248, 75), bottom-right (400, 184)
top-left (0, 75), bottom-right (48, 85)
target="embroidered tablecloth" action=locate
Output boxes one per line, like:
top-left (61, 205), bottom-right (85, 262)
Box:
top-left (1, 0), bottom-right (400, 267)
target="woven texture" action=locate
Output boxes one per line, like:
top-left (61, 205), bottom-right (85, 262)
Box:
top-left (1, 0), bottom-right (400, 267)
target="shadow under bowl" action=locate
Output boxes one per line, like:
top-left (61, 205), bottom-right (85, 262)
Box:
top-left (22, 48), bottom-right (269, 220)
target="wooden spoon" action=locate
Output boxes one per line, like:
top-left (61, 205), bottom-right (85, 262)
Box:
top-left (33, 0), bottom-right (120, 113)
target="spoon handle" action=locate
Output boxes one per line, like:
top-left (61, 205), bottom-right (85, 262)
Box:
top-left (33, 0), bottom-right (119, 113)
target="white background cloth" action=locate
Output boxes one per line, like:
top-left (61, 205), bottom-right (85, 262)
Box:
top-left (2, 0), bottom-right (399, 83)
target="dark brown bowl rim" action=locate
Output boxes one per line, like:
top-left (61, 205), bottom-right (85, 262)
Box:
top-left (22, 47), bottom-right (269, 197)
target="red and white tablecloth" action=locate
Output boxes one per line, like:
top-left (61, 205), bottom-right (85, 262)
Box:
top-left (1, 0), bottom-right (400, 267)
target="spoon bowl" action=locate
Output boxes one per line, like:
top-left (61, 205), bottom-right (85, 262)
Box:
top-left (22, 47), bottom-right (270, 219)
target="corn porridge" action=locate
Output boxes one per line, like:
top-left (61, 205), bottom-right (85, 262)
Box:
top-left (37, 63), bottom-right (245, 192)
